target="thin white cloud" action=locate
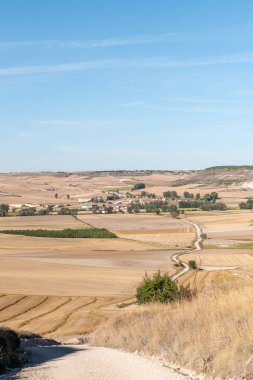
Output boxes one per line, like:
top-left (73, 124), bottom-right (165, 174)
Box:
top-left (1, 52), bottom-right (253, 77)
top-left (34, 119), bottom-right (137, 129)
top-left (0, 33), bottom-right (188, 49)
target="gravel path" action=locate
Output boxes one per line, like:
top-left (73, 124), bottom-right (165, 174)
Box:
top-left (9, 343), bottom-right (188, 380)
top-left (171, 219), bottom-right (202, 281)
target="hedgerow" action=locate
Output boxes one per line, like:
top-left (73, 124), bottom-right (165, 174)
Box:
top-left (0, 228), bottom-right (117, 239)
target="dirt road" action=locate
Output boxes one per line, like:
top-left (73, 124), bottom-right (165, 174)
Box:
top-left (9, 343), bottom-right (189, 380)
top-left (171, 219), bottom-right (202, 281)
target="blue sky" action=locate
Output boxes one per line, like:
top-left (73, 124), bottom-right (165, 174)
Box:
top-left (1, 0), bottom-right (253, 171)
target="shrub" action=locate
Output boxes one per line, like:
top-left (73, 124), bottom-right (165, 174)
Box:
top-left (0, 328), bottom-right (20, 374)
top-left (201, 233), bottom-right (207, 239)
top-left (188, 260), bottom-right (197, 269)
top-left (132, 183), bottom-right (145, 190)
top-left (57, 207), bottom-right (78, 216)
top-left (136, 271), bottom-right (188, 304)
top-left (18, 208), bottom-right (36, 216)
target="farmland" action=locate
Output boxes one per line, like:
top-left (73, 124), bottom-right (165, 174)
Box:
top-left (1, 169), bottom-right (253, 339)
top-left (0, 213), bottom-right (191, 338)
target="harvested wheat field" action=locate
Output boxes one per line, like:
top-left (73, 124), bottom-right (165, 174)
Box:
top-left (187, 210), bottom-right (253, 246)
top-left (0, 215), bottom-right (89, 230)
top-left (0, 214), bottom-right (189, 337)
top-left (79, 214), bottom-right (195, 248)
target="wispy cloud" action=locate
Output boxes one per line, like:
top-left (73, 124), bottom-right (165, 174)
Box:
top-left (1, 25), bottom-right (253, 50)
top-left (34, 119), bottom-right (137, 129)
top-left (0, 33), bottom-right (188, 49)
top-left (1, 52), bottom-right (253, 77)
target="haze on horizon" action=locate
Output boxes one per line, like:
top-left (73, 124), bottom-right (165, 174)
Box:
top-left (1, 0), bottom-right (253, 172)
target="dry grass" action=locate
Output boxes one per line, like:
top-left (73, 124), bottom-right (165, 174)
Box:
top-left (92, 281), bottom-right (253, 379)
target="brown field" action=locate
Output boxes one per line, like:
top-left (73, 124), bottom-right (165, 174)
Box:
top-left (0, 215), bottom-right (89, 230)
top-left (177, 210), bottom-right (253, 290)
top-left (2, 170), bottom-right (253, 342)
top-left (0, 214), bottom-right (190, 337)
top-left (181, 248), bottom-right (253, 268)
top-left (187, 210), bottom-right (253, 245)
top-left (78, 214), bottom-right (195, 248)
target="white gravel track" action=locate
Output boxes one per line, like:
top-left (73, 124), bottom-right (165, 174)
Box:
top-left (8, 344), bottom-right (189, 380)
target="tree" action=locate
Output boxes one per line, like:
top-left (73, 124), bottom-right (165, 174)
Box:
top-left (163, 191), bottom-right (179, 199)
top-left (55, 193), bottom-right (58, 199)
top-left (18, 208), bottom-right (36, 216)
top-left (133, 183), bottom-right (145, 191)
top-left (169, 205), bottom-right (180, 218)
top-left (66, 194), bottom-right (70, 200)
top-left (38, 209), bottom-right (49, 215)
top-left (171, 210), bottom-right (180, 218)
top-left (106, 206), bottom-right (113, 214)
top-left (183, 191), bottom-right (191, 198)
top-left (0, 204), bottom-right (9, 217)
top-left (127, 205), bottom-right (133, 213)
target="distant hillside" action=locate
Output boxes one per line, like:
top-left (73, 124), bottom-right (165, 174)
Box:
top-left (170, 166), bottom-right (253, 187)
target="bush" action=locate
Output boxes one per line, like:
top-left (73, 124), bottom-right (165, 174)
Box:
top-left (133, 183), bottom-right (145, 190)
top-left (170, 210), bottom-right (180, 218)
top-left (188, 260), bottom-right (197, 269)
top-left (58, 207), bottom-right (78, 216)
top-left (136, 271), bottom-right (194, 304)
top-left (18, 208), bottom-right (36, 216)
top-left (0, 328), bottom-right (20, 374)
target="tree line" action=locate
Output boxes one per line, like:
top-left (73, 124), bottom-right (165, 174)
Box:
top-left (0, 228), bottom-right (117, 239)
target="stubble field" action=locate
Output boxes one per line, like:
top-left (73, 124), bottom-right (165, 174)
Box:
top-left (0, 214), bottom-right (192, 337)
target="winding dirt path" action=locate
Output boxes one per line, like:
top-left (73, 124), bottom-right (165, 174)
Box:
top-left (171, 219), bottom-right (202, 281)
top-left (10, 343), bottom-right (190, 380)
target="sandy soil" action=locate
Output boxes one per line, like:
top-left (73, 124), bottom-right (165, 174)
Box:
top-left (9, 343), bottom-right (187, 380)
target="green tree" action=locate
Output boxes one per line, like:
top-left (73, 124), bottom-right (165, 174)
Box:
top-left (0, 204), bottom-right (9, 217)
top-left (133, 183), bottom-right (145, 190)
